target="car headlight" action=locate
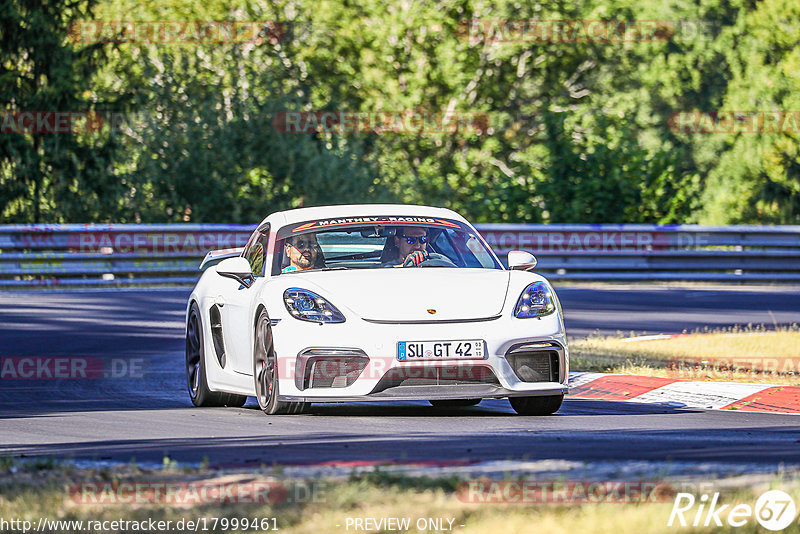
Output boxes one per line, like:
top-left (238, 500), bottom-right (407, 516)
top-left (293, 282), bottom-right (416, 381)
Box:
top-left (514, 282), bottom-right (556, 318)
top-left (283, 288), bottom-right (345, 323)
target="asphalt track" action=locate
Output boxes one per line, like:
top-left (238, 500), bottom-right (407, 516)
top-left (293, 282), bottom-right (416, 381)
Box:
top-left (1, 286), bottom-right (800, 468)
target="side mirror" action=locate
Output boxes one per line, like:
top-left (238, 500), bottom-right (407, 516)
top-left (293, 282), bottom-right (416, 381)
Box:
top-left (507, 250), bottom-right (537, 271)
top-left (216, 257), bottom-right (255, 288)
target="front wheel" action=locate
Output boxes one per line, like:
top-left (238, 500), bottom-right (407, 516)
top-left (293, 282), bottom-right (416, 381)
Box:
top-left (253, 310), bottom-right (309, 415)
top-left (509, 394), bottom-right (563, 415)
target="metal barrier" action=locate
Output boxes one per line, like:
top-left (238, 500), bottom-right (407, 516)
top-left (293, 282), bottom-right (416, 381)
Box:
top-left (478, 224), bottom-right (800, 281)
top-left (0, 224), bottom-right (253, 287)
top-left (1, 223), bottom-right (799, 286)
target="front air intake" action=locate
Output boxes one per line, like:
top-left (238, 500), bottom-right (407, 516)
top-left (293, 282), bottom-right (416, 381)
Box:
top-left (295, 348), bottom-right (369, 390)
top-left (505, 342), bottom-right (562, 383)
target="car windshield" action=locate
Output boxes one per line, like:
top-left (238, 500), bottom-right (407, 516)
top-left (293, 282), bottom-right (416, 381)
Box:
top-left (272, 217), bottom-right (502, 274)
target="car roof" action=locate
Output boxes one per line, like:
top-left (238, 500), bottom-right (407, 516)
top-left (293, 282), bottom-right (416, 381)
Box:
top-left (263, 204), bottom-right (471, 228)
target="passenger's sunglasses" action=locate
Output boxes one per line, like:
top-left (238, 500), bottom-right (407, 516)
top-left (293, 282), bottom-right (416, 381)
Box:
top-left (287, 239), bottom-right (316, 250)
top-left (402, 235), bottom-right (428, 245)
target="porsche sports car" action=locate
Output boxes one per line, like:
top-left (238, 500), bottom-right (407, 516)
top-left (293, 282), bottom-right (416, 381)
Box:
top-left (185, 204), bottom-right (569, 415)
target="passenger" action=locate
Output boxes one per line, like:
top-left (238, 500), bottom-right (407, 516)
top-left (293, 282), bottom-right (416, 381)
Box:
top-left (282, 234), bottom-right (323, 273)
top-left (381, 227), bottom-right (429, 267)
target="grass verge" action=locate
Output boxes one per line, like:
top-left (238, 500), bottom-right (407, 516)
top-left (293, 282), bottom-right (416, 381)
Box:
top-left (2, 462), bottom-right (800, 533)
top-left (570, 325), bottom-right (800, 384)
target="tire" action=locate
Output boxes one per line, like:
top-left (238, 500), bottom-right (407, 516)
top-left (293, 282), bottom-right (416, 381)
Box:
top-left (509, 394), bottom-right (563, 415)
top-left (429, 399), bottom-right (481, 408)
top-left (254, 309), bottom-right (309, 415)
top-left (186, 302), bottom-right (247, 407)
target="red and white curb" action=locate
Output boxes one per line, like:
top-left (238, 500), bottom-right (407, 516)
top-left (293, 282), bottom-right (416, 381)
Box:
top-left (568, 372), bottom-right (800, 413)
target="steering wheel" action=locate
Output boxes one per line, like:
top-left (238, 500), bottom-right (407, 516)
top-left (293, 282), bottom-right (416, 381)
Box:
top-left (418, 252), bottom-right (457, 268)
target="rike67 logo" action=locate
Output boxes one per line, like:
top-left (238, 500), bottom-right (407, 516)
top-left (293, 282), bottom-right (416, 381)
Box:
top-left (669, 490), bottom-right (797, 531)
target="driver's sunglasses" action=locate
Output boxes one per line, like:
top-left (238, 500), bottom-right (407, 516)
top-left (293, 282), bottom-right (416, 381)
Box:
top-left (402, 235), bottom-right (428, 245)
top-left (288, 239), bottom-right (316, 250)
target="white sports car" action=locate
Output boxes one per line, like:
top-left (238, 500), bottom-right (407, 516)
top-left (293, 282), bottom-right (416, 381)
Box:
top-left (185, 204), bottom-right (569, 415)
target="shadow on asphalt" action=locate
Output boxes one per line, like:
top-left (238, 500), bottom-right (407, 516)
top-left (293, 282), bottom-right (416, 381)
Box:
top-left (3, 420), bottom-right (800, 467)
top-left (0, 393), bottom-right (701, 420)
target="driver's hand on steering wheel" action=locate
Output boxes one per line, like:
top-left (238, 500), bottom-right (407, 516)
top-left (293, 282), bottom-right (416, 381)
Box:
top-left (403, 250), bottom-right (429, 267)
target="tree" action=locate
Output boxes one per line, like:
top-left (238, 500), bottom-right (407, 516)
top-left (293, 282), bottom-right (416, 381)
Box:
top-left (697, 0), bottom-right (800, 223)
top-left (0, 0), bottom-right (121, 222)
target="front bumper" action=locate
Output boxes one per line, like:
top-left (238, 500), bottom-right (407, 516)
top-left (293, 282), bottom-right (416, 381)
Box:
top-left (271, 312), bottom-right (569, 402)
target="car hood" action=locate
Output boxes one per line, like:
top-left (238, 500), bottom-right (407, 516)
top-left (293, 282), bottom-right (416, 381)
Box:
top-left (286, 268), bottom-right (511, 321)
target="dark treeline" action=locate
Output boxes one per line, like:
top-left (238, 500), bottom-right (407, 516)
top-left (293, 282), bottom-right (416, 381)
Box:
top-left (1, 0), bottom-right (798, 224)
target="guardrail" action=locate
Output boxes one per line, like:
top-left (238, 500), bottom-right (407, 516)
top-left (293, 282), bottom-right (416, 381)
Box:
top-left (478, 224), bottom-right (800, 281)
top-left (0, 224), bottom-right (253, 287)
top-left (1, 223), bottom-right (799, 286)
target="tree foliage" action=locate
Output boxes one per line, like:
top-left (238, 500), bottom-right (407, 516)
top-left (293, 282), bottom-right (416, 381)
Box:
top-left (1, 0), bottom-right (797, 223)
top-left (0, 0), bottom-right (119, 222)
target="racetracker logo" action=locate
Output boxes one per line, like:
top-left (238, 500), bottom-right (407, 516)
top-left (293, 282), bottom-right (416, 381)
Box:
top-left (666, 356), bottom-right (800, 380)
top-left (276, 357), bottom-right (496, 381)
top-left (457, 480), bottom-right (674, 504)
top-left (479, 228), bottom-right (715, 253)
top-left (69, 21), bottom-right (286, 44)
top-left (481, 229), bottom-right (662, 253)
top-left (74, 231), bottom-right (251, 253)
top-left (667, 111), bottom-right (800, 134)
top-left (272, 110), bottom-right (490, 135)
top-left (459, 19), bottom-right (675, 44)
top-left (0, 357), bottom-right (147, 380)
top-left (0, 111), bottom-right (104, 134)
top-left (69, 479), bottom-right (324, 506)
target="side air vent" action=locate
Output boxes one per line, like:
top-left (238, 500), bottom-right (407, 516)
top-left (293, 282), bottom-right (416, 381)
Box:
top-left (209, 305), bottom-right (226, 368)
top-left (505, 342), bottom-right (562, 383)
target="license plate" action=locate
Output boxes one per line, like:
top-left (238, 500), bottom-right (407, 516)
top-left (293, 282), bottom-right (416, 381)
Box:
top-left (397, 340), bottom-right (486, 361)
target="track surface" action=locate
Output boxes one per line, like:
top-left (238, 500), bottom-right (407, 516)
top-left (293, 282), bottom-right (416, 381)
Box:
top-left (2, 286), bottom-right (800, 467)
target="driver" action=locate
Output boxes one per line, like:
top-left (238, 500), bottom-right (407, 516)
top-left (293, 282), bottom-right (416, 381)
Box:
top-left (382, 226), bottom-right (430, 267)
top-left (282, 234), bottom-right (321, 273)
